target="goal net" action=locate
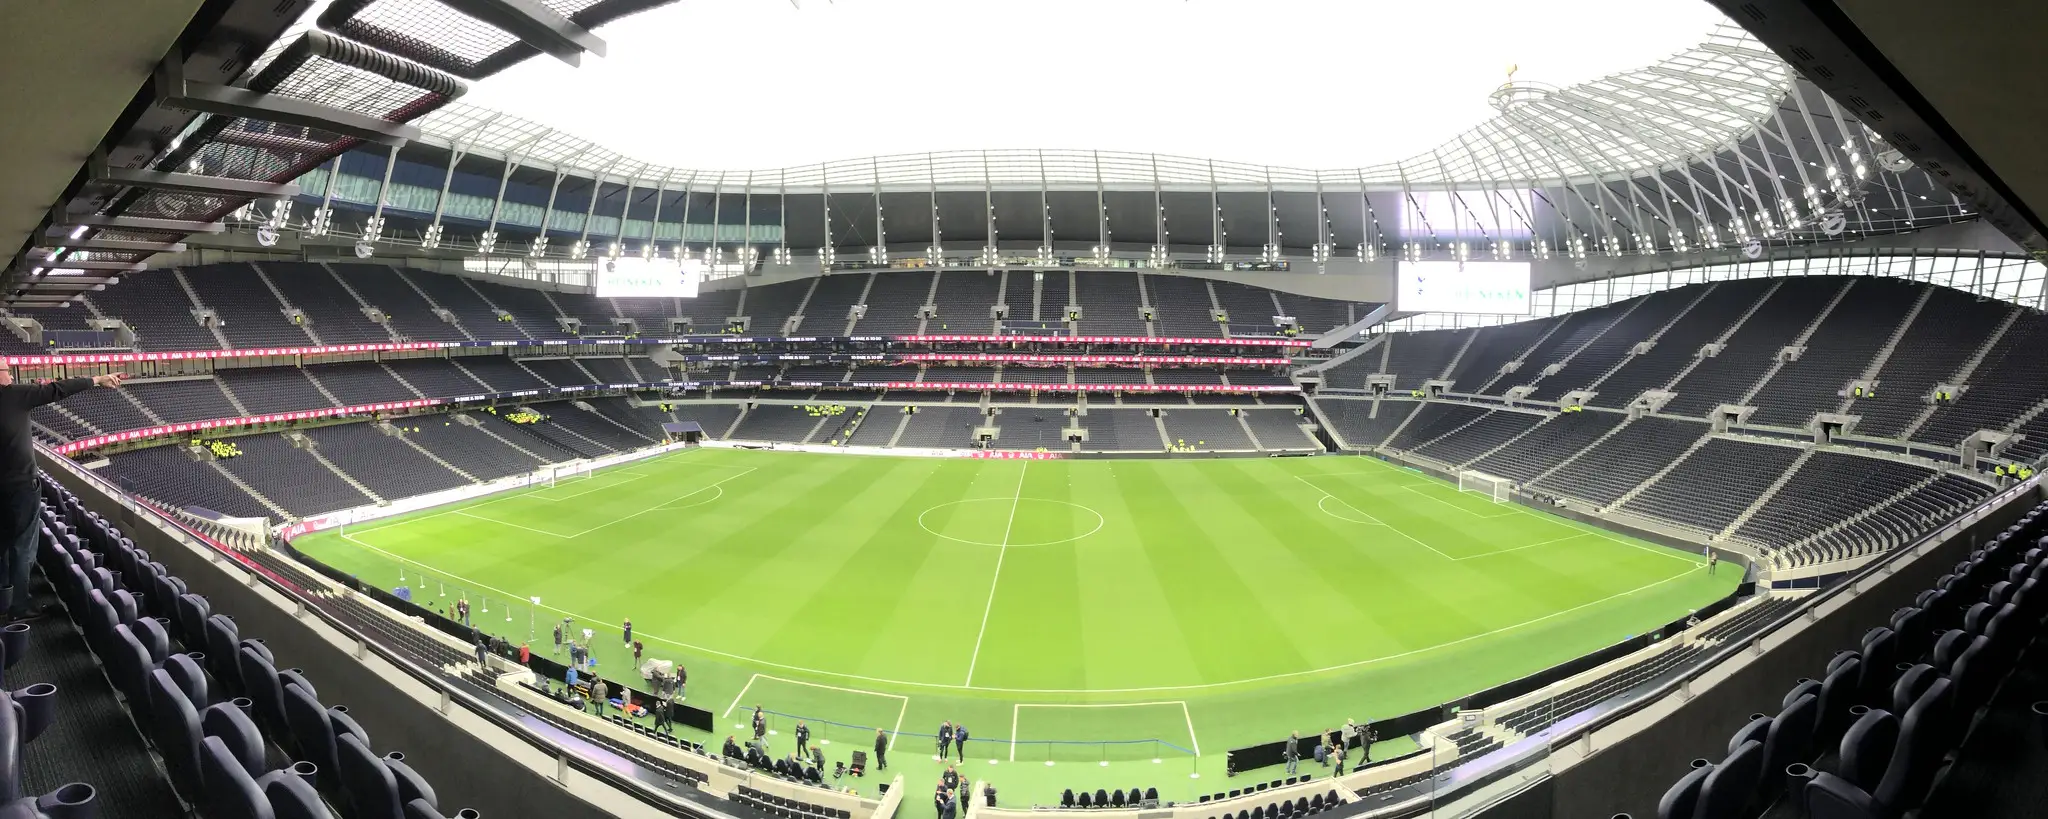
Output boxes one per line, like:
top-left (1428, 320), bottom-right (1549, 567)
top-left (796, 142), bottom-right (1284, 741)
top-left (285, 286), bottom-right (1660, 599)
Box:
top-left (1457, 470), bottom-right (1512, 504)
top-left (544, 460), bottom-right (594, 488)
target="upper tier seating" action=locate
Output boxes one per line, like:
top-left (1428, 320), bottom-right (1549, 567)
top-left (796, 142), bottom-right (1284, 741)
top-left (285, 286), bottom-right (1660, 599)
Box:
top-left (328, 264), bottom-right (473, 342)
top-left (396, 268), bottom-right (527, 341)
top-left (182, 264), bottom-right (317, 347)
top-left (260, 262), bottom-right (394, 344)
top-left (82, 272), bottom-right (222, 351)
top-left (930, 271), bottom-right (1003, 334)
top-left (386, 358), bottom-right (489, 396)
top-left (1663, 277), bottom-right (1844, 417)
top-left (1524, 289), bottom-right (1695, 402)
top-left (1840, 288), bottom-right (2009, 437)
top-left (307, 362), bottom-right (420, 405)
top-left (1586, 280), bottom-right (1773, 409)
top-left (1746, 278), bottom-right (1922, 428)
top-left (1911, 313), bottom-right (2048, 448)
top-left (1145, 274), bottom-right (1222, 337)
top-left (743, 279), bottom-right (810, 335)
top-left (465, 279), bottom-right (573, 339)
top-left (456, 357), bottom-right (551, 392)
top-left (1377, 329), bottom-right (1468, 391)
top-left (217, 367), bottom-right (333, 415)
top-left (802, 273), bottom-right (872, 334)
top-left (126, 378), bottom-right (241, 424)
top-left (1073, 272), bottom-right (1150, 335)
top-left (852, 272), bottom-right (933, 334)
top-left (1446, 319), bottom-right (1559, 394)
top-left (1487, 301), bottom-right (1633, 397)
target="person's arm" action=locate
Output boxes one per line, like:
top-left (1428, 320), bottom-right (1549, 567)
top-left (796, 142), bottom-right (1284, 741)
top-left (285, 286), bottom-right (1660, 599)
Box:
top-left (17, 373), bottom-right (123, 408)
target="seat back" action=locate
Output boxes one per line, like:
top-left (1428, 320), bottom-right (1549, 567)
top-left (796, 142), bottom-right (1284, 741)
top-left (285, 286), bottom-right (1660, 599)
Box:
top-left (1837, 709), bottom-right (1897, 791)
top-left (147, 669), bottom-right (203, 799)
top-left (1692, 740), bottom-right (1763, 819)
top-left (199, 735), bottom-right (272, 819)
top-left (1656, 763), bottom-right (1710, 819)
top-left (1873, 677), bottom-right (1952, 814)
top-left (338, 732), bottom-right (402, 819)
top-left (1763, 693), bottom-right (1819, 781)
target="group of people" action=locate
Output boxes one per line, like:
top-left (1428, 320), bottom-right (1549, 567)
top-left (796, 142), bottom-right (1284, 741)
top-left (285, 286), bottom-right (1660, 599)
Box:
top-left (729, 706), bottom-right (841, 787)
top-left (932, 764), bottom-right (996, 819)
top-left (936, 721), bottom-right (972, 761)
top-left (1281, 719), bottom-right (1373, 778)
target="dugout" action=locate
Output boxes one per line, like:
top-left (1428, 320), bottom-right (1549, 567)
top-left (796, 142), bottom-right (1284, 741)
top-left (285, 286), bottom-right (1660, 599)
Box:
top-left (661, 420), bottom-right (706, 444)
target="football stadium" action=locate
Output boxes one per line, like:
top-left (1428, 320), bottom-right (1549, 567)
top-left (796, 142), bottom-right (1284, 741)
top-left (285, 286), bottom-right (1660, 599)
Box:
top-left (1, 1), bottom-right (2046, 819)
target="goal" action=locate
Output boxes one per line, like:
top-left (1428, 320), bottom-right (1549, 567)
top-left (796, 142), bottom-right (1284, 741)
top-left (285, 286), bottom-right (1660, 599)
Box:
top-left (1457, 470), bottom-right (1512, 504)
top-left (544, 460), bottom-right (594, 488)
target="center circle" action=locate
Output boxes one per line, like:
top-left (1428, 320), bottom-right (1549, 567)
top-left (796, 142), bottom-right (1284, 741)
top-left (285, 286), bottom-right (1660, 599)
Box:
top-left (917, 498), bottom-right (1106, 548)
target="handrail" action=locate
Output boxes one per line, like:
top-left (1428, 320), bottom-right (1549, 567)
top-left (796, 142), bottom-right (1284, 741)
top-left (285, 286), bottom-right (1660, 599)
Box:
top-left (1556, 475), bottom-right (2037, 745)
top-left (39, 445), bottom-right (738, 819)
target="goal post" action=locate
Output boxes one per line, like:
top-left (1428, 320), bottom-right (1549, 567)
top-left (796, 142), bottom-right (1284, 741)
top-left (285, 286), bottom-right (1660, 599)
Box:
top-left (545, 460), bottom-right (593, 488)
top-left (1457, 470), bottom-right (1512, 504)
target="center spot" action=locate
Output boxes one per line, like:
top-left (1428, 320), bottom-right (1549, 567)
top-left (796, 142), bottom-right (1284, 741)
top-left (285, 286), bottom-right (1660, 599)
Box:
top-left (917, 498), bottom-right (1106, 548)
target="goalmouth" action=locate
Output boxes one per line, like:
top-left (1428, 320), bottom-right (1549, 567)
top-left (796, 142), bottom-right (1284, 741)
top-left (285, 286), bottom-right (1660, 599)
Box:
top-left (544, 460), bottom-right (595, 488)
top-left (1457, 469), bottom-right (1512, 503)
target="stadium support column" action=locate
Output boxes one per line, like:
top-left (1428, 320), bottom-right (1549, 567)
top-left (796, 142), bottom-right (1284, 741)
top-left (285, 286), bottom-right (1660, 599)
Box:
top-left (1149, 155), bottom-right (1168, 268)
top-left (480, 149), bottom-right (528, 257)
top-left (983, 152), bottom-right (998, 266)
top-left (644, 173), bottom-right (669, 260)
top-left (708, 174), bottom-right (724, 267)
top-left (820, 163), bottom-right (834, 271)
top-left (1208, 160), bottom-right (1224, 264)
top-left (1263, 169), bottom-right (1280, 264)
top-left (310, 156), bottom-right (340, 238)
top-left (929, 157), bottom-right (942, 266)
top-left (570, 160), bottom-right (620, 260)
top-left (364, 144), bottom-right (400, 250)
top-left (531, 166), bottom-right (570, 259)
top-left (676, 170), bottom-right (698, 260)
top-left (611, 177), bottom-right (638, 261)
top-left (741, 171), bottom-right (754, 269)
top-left (1093, 150), bottom-right (1109, 264)
top-left (1356, 169), bottom-right (1379, 263)
top-left (1037, 150), bottom-right (1053, 266)
top-left (776, 169), bottom-right (789, 267)
top-left (1312, 178), bottom-right (1332, 271)
top-left (421, 140), bottom-right (469, 250)
top-left (868, 157), bottom-right (884, 266)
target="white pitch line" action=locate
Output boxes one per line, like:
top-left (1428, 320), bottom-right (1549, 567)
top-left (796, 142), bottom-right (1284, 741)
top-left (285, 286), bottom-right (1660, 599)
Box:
top-left (724, 672), bottom-right (762, 718)
top-left (1294, 475), bottom-right (1454, 560)
top-left (1454, 531), bottom-right (1597, 560)
top-left (964, 462), bottom-right (1027, 686)
top-left (560, 467), bottom-right (755, 539)
top-left (1010, 701), bottom-right (1201, 758)
top-left (448, 511), bottom-right (572, 539)
top-left (1400, 484), bottom-right (1514, 518)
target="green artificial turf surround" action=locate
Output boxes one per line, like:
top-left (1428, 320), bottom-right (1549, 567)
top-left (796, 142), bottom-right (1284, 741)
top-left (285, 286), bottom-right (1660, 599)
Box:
top-left (295, 447), bottom-right (1735, 802)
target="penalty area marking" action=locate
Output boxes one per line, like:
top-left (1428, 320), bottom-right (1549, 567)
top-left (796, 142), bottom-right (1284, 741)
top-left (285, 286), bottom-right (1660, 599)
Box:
top-left (1009, 701), bottom-right (1200, 762)
top-left (722, 672), bottom-right (911, 751)
top-left (444, 467), bottom-right (753, 540)
top-left (1294, 475), bottom-right (1452, 560)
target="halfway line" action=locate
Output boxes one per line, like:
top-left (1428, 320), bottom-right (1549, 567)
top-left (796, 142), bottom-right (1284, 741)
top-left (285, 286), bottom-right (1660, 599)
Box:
top-left (963, 461), bottom-right (1027, 685)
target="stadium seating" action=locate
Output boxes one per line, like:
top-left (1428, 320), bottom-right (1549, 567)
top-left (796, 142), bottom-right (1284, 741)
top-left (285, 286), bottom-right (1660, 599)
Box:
top-left (896, 407), bottom-right (988, 448)
top-left (1073, 273), bottom-right (1150, 335)
top-left (1445, 318), bottom-right (1559, 394)
top-left (1376, 329), bottom-right (1468, 391)
top-left (307, 361), bottom-right (422, 404)
top-left (1524, 288), bottom-right (1696, 402)
top-left (81, 271), bottom-right (223, 351)
top-left (1407, 409), bottom-right (1544, 467)
top-left (852, 272), bottom-right (933, 334)
top-left (1586, 279), bottom-right (1775, 409)
top-left (1160, 409), bottom-right (1256, 451)
top-left (1746, 278), bottom-right (1921, 428)
top-left (261, 261), bottom-right (396, 344)
top-left (124, 378), bottom-right (241, 424)
top-left (1663, 277), bottom-right (1843, 418)
top-left (35, 469), bottom-right (475, 819)
top-left (303, 423), bottom-right (472, 499)
top-left (1531, 416), bottom-right (1708, 506)
top-left (398, 267), bottom-right (529, 341)
top-left (1385, 403), bottom-right (1491, 451)
top-left (1314, 399), bottom-right (1418, 449)
top-left (1467, 411), bottom-right (1624, 484)
top-left (1655, 498), bottom-right (2048, 819)
top-left (1839, 287), bottom-right (2010, 437)
top-left (1620, 439), bottom-right (1803, 535)
top-left (1146, 274), bottom-right (1224, 337)
top-left (1486, 301), bottom-right (1633, 397)
top-left (217, 367), bottom-right (333, 415)
top-left (181, 263), bottom-right (318, 348)
top-left (1083, 409), bottom-right (1165, 451)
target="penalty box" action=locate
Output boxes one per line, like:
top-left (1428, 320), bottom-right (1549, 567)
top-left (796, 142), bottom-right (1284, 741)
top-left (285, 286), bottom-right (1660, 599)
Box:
top-left (723, 674), bottom-right (909, 753)
top-left (1009, 701), bottom-right (1200, 764)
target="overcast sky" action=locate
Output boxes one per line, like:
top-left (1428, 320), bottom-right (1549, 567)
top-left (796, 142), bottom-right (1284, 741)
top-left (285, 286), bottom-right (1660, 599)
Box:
top-left (460, 0), bottom-right (1729, 171)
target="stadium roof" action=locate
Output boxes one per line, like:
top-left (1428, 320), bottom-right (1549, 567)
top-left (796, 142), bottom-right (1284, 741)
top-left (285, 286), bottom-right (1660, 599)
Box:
top-left (421, 17), bottom-right (1793, 190)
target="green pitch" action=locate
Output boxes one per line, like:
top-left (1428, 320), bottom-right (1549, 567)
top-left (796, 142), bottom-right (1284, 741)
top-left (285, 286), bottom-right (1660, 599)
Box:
top-left (294, 448), bottom-right (1735, 802)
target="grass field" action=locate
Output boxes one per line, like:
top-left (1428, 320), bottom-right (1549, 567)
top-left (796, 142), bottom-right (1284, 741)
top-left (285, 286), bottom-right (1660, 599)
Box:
top-left (294, 447), bottom-right (1736, 801)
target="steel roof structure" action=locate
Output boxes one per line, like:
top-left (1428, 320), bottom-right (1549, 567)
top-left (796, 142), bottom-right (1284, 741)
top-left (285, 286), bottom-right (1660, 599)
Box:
top-left (259, 23), bottom-right (1975, 274)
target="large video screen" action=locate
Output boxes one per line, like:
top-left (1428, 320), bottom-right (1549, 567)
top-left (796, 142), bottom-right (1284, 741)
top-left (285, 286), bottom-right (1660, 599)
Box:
top-left (1396, 261), bottom-right (1532, 315)
top-left (594, 257), bottom-right (703, 298)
